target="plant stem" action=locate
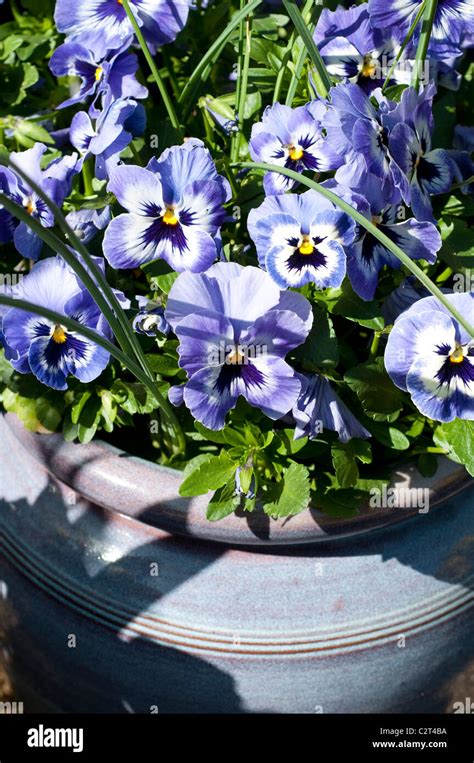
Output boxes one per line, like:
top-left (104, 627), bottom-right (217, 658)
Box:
top-left (234, 160), bottom-right (474, 339)
top-left (231, 4), bottom-right (253, 163)
top-left (178, 0), bottom-right (263, 119)
top-left (121, 0), bottom-right (182, 133)
top-left (130, 141), bottom-right (144, 166)
top-left (281, 0), bottom-right (332, 98)
top-left (369, 331), bottom-right (382, 359)
top-left (382, 0), bottom-right (426, 92)
top-left (82, 158), bottom-right (94, 196)
top-left (411, 0), bottom-right (438, 89)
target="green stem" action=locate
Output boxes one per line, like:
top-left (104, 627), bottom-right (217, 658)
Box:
top-left (178, 0), bottom-right (263, 119)
top-left (285, 2), bottom-right (324, 106)
top-left (234, 161), bottom-right (474, 339)
top-left (231, 5), bottom-right (253, 163)
top-left (121, 0), bottom-right (182, 133)
top-left (411, 0), bottom-right (438, 89)
top-left (382, 0), bottom-right (426, 92)
top-left (82, 158), bottom-right (94, 196)
top-left (281, 0), bottom-right (332, 98)
top-left (369, 331), bottom-right (382, 359)
top-left (412, 446), bottom-right (447, 455)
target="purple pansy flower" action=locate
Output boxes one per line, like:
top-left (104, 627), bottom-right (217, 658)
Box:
top-left (164, 262), bottom-right (313, 430)
top-left (1, 257), bottom-right (113, 391)
top-left (368, 0), bottom-right (474, 59)
top-left (65, 206), bottom-right (112, 244)
top-left (54, 0), bottom-right (191, 59)
top-left (327, 175), bottom-right (441, 301)
top-left (321, 84), bottom-right (409, 204)
top-left (388, 85), bottom-right (453, 222)
top-left (0, 144), bottom-right (79, 260)
top-left (49, 43), bottom-right (148, 117)
top-left (249, 102), bottom-right (340, 195)
top-left (70, 97), bottom-right (139, 180)
top-left (133, 296), bottom-right (170, 336)
top-left (103, 139), bottom-right (230, 272)
top-left (293, 372), bottom-right (370, 443)
top-left (247, 190), bottom-right (355, 290)
top-left (315, 4), bottom-right (409, 93)
top-left (385, 292), bottom-right (474, 422)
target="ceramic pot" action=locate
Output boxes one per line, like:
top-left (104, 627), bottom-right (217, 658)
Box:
top-left (0, 412), bottom-right (473, 713)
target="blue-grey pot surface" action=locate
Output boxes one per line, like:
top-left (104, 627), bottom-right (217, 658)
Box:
top-left (0, 414), bottom-right (473, 713)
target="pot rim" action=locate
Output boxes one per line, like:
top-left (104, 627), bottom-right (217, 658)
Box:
top-left (4, 412), bottom-right (472, 547)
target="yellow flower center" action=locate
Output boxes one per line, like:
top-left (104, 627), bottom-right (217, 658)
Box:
top-left (95, 67), bottom-right (103, 82)
top-left (449, 344), bottom-right (465, 364)
top-left (24, 197), bottom-right (36, 215)
top-left (361, 55), bottom-right (377, 78)
top-left (226, 348), bottom-right (245, 365)
top-left (288, 144), bottom-right (304, 161)
top-left (52, 325), bottom-right (67, 344)
top-left (299, 236), bottom-right (314, 255)
top-left (162, 208), bottom-right (179, 225)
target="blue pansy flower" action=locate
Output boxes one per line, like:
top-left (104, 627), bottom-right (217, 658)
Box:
top-left (368, 0), bottom-right (474, 59)
top-left (0, 144), bottom-right (79, 260)
top-left (133, 296), bottom-right (170, 336)
top-left (1, 257), bottom-right (113, 391)
top-left (49, 42), bottom-right (148, 117)
top-left (327, 175), bottom-right (441, 301)
top-left (70, 97), bottom-right (139, 180)
top-left (249, 102), bottom-right (340, 195)
top-left (293, 372), bottom-right (370, 443)
top-left (320, 84), bottom-right (409, 204)
top-left (165, 262), bottom-right (313, 430)
top-left (65, 206), bottom-right (112, 244)
top-left (385, 292), bottom-right (474, 422)
top-left (315, 4), bottom-right (409, 93)
top-left (388, 85), bottom-right (453, 222)
top-left (54, 0), bottom-right (191, 59)
top-left (247, 190), bottom-right (355, 290)
top-left (103, 139), bottom-right (230, 272)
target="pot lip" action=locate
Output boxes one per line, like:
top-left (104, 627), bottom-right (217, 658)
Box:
top-left (4, 412), bottom-right (472, 547)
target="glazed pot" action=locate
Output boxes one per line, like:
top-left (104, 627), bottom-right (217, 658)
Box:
top-left (0, 412), bottom-right (473, 713)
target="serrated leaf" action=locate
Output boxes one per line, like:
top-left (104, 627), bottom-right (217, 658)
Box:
top-left (263, 462), bottom-right (310, 518)
top-left (179, 452), bottom-right (237, 497)
top-left (345, 358), bottom-right (404, 419)
top-left (433, 419), bottom-right (474, 475)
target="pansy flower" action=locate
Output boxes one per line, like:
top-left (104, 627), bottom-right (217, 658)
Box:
top-left (49, 43), bottom-right (148, 117)
top-left (165, 263), bottom-right (313, 430)
top-left (327, 175), bottom-right (441, 301)
top-left (103, 140), bottom-right (230, 272)
top-left (388, 85), bottom-right (453, 222)
top-left (1, 257), bottom-right (113, 391)
top-left (54, 0), bottom-right (191, 59)
top-left (247, 190), bottom-right (355, 290)
top-left (368, 0), bottom-right (474, 59)
top-left (293, 373), bottom-right (370, 443)
top-left (249, 102), bottom-right (340, 195)
top-left (385, 292), bottom-right (474, 422)
top-left (70, 97), bottom-right (139, 180)
top-left (315, 5), bottom-right (409, 93)
top-left (0, 144), bottom-right (79, 261)
top-left (133, 296), bottom-right (170, 336)
top-left (65, 206), bottom-right (112, 245)
top-left (321, 84), bottom-right (409, 204)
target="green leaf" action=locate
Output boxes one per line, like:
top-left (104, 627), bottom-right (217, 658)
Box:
top-left (293, 304), bottom-right (339, 369)
top-left (206, 480), bottom-right (241, 521)
top-left (331, 443), bottom-right (359, 488)
top-left (323, 282), bottom-right (385, 331)
top-left (13, 118), bottom-right (54, 147)
top-left (345, 358), bottom-right (404, 419)
top-left (433, 420), bottom-right (474, 475)
top-left (263, 462), bottom-right (310, 518)
top-left (179, 452), bottom-right (237, 497)
top-left (36, 393), bottom-right (64, 432)
top-left (366, 421), bottom-right (410, 450)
